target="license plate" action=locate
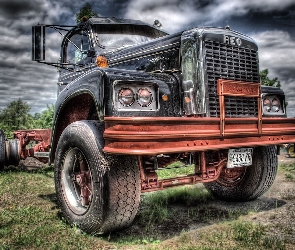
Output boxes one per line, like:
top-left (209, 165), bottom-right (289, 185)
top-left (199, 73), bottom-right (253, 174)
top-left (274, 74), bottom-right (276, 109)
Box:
top-left (227, 148), bottom-right (253, 168)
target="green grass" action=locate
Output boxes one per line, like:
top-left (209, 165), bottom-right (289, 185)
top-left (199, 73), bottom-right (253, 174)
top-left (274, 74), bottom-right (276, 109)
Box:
top-left (279, 163), bottom-right (295, 173)
top-left (156, 162), bottom-right (195, 179)
top-left (151, 221), bottom-right (285, 250)
top-left (141, 221), bottom-right (285, 250)
top-left (285, 173), bottom-right (294, 181)
top-left (138, 185), bottom-right (213, 227)
top-left (0, 163), bottom-right (294, 249)
top-left (279, 163), bottom-right (295, 181)
top-left (0, 168), bottom-right (110, 250)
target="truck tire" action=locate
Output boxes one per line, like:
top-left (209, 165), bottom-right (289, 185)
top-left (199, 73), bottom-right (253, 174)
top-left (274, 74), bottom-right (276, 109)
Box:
top-left (204, 146), bottom-right (278, 201)
top-left (54, 120), bottom-right (141, 234)
top-left (0, 129), bottom-right (5, 170)
top-left (7, 139), bottom-right (20, 166)
top-left (286, 144), bottom-right (295, 158)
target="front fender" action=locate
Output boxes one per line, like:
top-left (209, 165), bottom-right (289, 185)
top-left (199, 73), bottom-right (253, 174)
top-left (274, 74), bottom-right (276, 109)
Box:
top-left (50, 69), bottom-right (105, 163)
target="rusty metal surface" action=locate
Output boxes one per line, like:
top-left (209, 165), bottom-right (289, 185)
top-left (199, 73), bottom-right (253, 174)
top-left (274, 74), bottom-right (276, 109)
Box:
top-left (217, 79), bottom-right (261, 97)
top-left (75, 153), bottom-right (92, 206)
top-left (103, 117), bottom-right (295, 155)
top-left (13, 129), bottom-right (52, 163)
top-left (139, 151), bottom-right (227, 192)
top-left (217, 79), bottom-right (262, 135)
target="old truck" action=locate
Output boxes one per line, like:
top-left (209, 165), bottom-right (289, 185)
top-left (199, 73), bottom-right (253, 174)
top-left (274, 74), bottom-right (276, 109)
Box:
top-left (1, 16), bottom-right (295, 234)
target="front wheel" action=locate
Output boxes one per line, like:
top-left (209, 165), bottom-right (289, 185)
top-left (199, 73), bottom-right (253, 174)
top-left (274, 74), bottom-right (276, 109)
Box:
top-left (54, 120), bottom-right (141, 234)
top-left (204, 146), bottom-right (278, 201)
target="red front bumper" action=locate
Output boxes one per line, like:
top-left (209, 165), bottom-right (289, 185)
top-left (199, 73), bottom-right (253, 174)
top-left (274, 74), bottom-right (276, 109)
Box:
top-left (103, 117), bottom-right (295, 155)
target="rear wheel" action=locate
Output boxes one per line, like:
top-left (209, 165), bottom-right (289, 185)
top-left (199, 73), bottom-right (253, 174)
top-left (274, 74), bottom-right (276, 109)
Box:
top-left (204, 146), bottom-right (278, 201)
top-left (286, 144), bottom-right (295, 158)
top-left (54, 120), bottom-right (141, 234)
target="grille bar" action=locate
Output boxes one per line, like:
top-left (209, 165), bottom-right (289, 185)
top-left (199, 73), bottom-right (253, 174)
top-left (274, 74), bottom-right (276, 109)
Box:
top-left (204, 40), bottom-right (260, 118)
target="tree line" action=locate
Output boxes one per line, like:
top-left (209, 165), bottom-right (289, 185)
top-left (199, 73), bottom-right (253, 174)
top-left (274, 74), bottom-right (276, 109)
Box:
top-left (0, 99), bottom-right (54, 138)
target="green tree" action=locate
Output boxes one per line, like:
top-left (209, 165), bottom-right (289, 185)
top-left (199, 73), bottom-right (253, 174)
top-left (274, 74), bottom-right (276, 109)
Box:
top-left (75, 2), bottom-right (98, 23)
top-left (33, 104), bottom-right (55, 129)
top-left (260, 69), bottom-right (281, 88)
top-left (0, 99), bottom-right (34, 138)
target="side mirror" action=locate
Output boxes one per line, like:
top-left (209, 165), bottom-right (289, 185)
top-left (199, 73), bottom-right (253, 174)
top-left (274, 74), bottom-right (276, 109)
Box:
top-left (32, 26), bottom-right (45, 61)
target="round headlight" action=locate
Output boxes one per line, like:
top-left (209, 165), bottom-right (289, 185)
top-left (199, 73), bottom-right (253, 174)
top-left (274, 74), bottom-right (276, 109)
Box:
top-left (137, 88), bottom-right (152, 107)
top-left (118, 88), bottom-right (135, 106)
top-left (263, 98), bottom-right (271, 112)
top-left (271, 98), bottom-right (280, 112)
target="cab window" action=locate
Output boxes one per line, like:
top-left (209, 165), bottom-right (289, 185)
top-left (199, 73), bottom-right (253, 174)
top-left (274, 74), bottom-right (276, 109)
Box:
top-left (65, 30), bottom-right (90, 64)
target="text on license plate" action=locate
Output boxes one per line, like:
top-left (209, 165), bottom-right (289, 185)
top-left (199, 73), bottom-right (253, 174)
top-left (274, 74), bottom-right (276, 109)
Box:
top-left (227, 148), bottom-right (253, 168)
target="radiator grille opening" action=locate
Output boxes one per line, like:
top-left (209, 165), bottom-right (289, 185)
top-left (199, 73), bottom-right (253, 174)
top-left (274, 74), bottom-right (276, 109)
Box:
top-left (204, 40), bottom-right (260, 118)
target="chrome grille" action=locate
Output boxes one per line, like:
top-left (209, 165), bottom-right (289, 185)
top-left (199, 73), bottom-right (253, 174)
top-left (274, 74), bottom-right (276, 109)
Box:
top-left (204, 40), bottom-right (260, 117)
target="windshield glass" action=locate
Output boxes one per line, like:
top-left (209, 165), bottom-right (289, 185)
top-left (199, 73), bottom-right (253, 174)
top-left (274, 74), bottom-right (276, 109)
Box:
top-left (93, 33), bottom-right (151, 53)
top-left (91, 23), bottom-right (156, 54)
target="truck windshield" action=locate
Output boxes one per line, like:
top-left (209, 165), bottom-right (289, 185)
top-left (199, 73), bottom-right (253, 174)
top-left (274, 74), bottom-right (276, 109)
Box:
top-left (93, 33), bottom-right (151, 53)
top-left (95, 34), bottom-right (150, 52)
top-left (65, 30), bottom-right (152, 64)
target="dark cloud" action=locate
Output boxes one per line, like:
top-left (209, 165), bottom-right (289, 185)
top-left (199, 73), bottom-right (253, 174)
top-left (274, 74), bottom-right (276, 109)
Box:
top-left (0, 0), bottom-right (295, 116)
top-left (274, 10), bottom-right (295, 26)
top-left (0, 0), bottom-right (43, 18)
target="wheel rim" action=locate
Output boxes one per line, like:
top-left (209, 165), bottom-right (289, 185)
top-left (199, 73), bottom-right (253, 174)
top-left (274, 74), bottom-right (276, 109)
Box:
top-left (61, 147), bottom-right (93, 215)
top-left (216, 166), bottom-right (247, 187)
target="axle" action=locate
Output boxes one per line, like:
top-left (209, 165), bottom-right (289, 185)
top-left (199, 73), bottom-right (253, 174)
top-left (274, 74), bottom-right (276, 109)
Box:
top-left (3, 129), bottom-right (51, 166)
top-left (138, 151), bottom-right (228, 192)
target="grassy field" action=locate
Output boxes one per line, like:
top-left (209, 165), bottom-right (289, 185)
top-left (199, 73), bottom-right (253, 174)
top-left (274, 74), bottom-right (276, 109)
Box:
top-left (0, 162), bottom-right (294, 250)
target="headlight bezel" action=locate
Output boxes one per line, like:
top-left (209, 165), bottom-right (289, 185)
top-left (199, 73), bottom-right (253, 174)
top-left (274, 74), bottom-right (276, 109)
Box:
top-left (263, 97), bottom-right (271, 113)
top-left (118, 87), bottom-right (135, 107)
top-left (137, 88), bottom-right (153, 107)
top-left (261, 94), bottom-right (286, 117)
top-left (113, 80), bottom-right (159, 111)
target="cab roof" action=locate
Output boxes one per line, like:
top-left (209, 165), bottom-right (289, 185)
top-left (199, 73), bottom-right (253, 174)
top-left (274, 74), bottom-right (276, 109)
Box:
top-left (87, 17), bottom-right (168, 39)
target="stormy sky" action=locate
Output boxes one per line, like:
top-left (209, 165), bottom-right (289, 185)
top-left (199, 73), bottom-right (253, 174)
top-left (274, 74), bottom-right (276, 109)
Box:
top-left (1, 0), bottom-right (295, 116)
